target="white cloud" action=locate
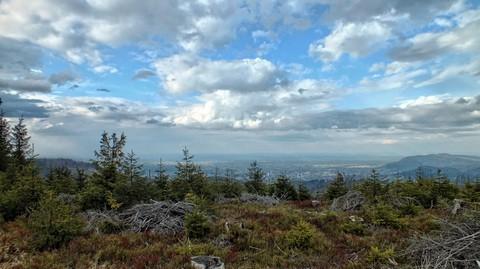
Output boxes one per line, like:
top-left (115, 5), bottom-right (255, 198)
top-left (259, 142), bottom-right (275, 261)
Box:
top-left (154, 54), bottom-right (284, 94)
top-left (309, 21), bottom-right (391, 62)
top-left (92, 65), bottom-right (118, 74)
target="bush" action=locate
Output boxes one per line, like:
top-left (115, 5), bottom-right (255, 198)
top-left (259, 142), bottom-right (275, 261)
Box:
top-left (28, 191), bottom-right (84, 250)
top-left (285, 220), bottom-right (316, 249)
top-left (366, 204), bottom-right (403, 229)
top-left (0, 174), bottom-right (45, 220)
top-left (366, 246), bottom-right (395, 267)
top-left (341, 220), bottom-right (367, 236)
top-left (185, 211), bottom-right (211, 239)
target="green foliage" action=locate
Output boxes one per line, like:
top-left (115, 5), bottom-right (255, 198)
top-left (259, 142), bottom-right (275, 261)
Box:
top-left (390, 178), bottom-right (459, 208)
top-left (28, 191), bottom-right (84, 250)
top-left (358, 169), bottom-right (386, 203)
top-left (366, 246), bottom-right (395, 267)
top-left (78, 182), bottom-right (108, 210)
top-left (153, 159), bottom-right (169, 200)
top-left (11, 116), bottom-right (35, 171)
top-left (185, 210), bottom-right (211, 239)
top-left (341, 220), bottom-right (367, 236)
top-left (170, 147), bottom-right (211, 201)
top-left (297, 183), bottom-right (312, 200)
top-left (273, 175), bottom-right (298, 200)
top-left (0, 100), bottom-right (11, 173)
top-left (46, 166), bottom-right (78, 194)
top-left (365, 203), bottom-right (403, 229)
top-left (285, 220), bottom-right (316, 249)
top-left (0, 168), bottom-right (45, 220)
top-left (245, 161), bottom-right (267, 195)
top-left (461, 182), bottom-right (480, 202)
top-left (325, 172), bottom-right (348, 200)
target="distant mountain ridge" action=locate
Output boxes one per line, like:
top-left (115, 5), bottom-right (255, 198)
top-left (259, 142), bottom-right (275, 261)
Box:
top-left (381, 153), bottom-right (480, 180)
top-left (36, 158), bottom-right (94, 175)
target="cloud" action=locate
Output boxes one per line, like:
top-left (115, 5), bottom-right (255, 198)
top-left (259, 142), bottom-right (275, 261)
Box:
top-left (92, 65), bottom-right (118, 74)
top-left (132, 69), bottom-right (156, 80)
top-left (0, 77), bottom-right (51, 93)
top-left (0, 92), bottom-right (49, 118)
top-left (320, 0), bottom-right (457, 23)
top-left (390, 18), bottom-right (480, 62)
top-left (309, 21), bottom-right (391, 62)
top-left (48, 71), bottom-right (78, 86)
top-left (154, 54), bottom-right (285, 94)
top-left (96, 88), bottom-right (111, 93)
top-left (415, 59), bottom-right (480, 87)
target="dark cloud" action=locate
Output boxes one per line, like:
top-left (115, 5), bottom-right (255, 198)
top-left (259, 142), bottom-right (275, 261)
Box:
top-left (96, 88), bottom-right (110, 92)
top-left (0, 78), bottom-right (51, 93)
top-left (132, 69), bottom-right (156, 80)
top-left (0, 93), bottom-right (49, 118)
top-left (300, 96), bottom-right (480, 132)
top-left (389, 20), bottom-right (480, 62)
top-left (69, 84), bottom-right (79, 90)
top-left (0, 37), bottom-right (42, 74)
top-left (322, 0), bottom-right (454, 23)
top-left (49, 71), bottom-right (78, 86)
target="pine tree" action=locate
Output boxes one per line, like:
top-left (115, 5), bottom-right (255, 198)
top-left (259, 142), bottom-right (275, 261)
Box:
top-left (245, 161), bottom-right (267, 195)
top-left (0, 98), bottom-right (11, 172)
top-left (122, 150), bottom-right (143, 184)
top-left (325, 172), bottom-right (348, 200)
top-left (297, 184), bottom-right (312, 200)
top-left (46, 166), bottom-right (77, 194)
top-left (175, 147), bottom-right (197, 183)
top-left (359, 169), bottom-right (385, 203)
top-left (11, 116), bottom-right (34, 170)
top-left (154, 159), bottom-right (169, 200)
top-left (273, 174), bottom-right (298, 200)
top-left (91, 131), bottom-right (127, 189)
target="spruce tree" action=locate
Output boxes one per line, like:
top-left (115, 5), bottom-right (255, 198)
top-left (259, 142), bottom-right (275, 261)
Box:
top-left (325, 172), bottom-right (348, 200)
top-left (91, 131), bottom-right (126, 189)
top-left (273, 174), bottom-right (298, 200)
top-left (297, 184), bottom-right (312, 200)
top-left (0, 98), bottom-right (11, 172)
top-left (154, 159), bottom-right (169, 200)
top-left (245, 161), bottom-right (267, 195)
top-left (11, 116), bottom-right (34, 170)
top-left (122, 150), bottom-right (143, 184)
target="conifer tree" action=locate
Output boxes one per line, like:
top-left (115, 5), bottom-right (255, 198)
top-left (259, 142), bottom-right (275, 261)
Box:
top-left (154, 159), bottom-right (169, 199)
top-left (0, 98), bottom-right (11, 172)
top-left (11, 116), bottom-right (34, 170)
top-left (359, 169), bottom-right (385, 203)
top-left (46, 166), bottom-right (77, 194)
top-left (325, 172), bottom-right (348, 200)
top-left (91, 131), bottom-right (126, 188)
top-left (297, 183), bottom-right (312, 200)
top-left (245, 161), bottom-right (267, 195)
top-left (273, 174), bottom-right (298, 200)
top-left (122, 150), bottom-right (143, 184)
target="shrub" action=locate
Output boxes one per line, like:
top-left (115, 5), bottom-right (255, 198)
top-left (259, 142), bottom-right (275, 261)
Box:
top-left (185, 210), bottom-right (211, 239)
top-left (366, 204), bottom-right (403, 229)
top-left (285, 220), bottom-right (316, 249)
top-left (341, 220), bottom-right (367, 236)
top-left (366, 246), bottom-right (395, 267)
top-left (28, 191), bottom-right (84, 250)
top-left (0, 174), bottom-right (45, 220)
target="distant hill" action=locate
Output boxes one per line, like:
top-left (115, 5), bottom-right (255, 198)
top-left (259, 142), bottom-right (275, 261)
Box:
top-left (381, 154), bottom-right (480, 180)
top-left (36, 158), bottom-right (94, 175)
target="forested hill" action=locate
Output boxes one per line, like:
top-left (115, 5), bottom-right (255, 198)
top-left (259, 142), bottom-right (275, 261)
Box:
top-left (36, 158), bottom-right (94, 175)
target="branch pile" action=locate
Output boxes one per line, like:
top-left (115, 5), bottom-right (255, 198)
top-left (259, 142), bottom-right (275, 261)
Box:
top-left (405, 211), bottom-right (480, 269)
top-left (330, 191), bottom-right (366, 211)
top-left (119, 201), bottom-right (194, 234)
top-left (84, 201), bottom-right (195, 235)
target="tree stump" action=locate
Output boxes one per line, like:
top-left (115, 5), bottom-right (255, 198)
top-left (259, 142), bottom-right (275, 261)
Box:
top-left (191, 256), bottom-right (225, 269)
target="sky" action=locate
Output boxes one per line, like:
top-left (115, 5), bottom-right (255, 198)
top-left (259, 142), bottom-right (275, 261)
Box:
top-left (0, 0), bottom-right (479, 159)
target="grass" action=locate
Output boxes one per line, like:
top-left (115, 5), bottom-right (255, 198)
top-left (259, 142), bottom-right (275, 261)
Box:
top-left (0, 201), bottom-right (452, 268)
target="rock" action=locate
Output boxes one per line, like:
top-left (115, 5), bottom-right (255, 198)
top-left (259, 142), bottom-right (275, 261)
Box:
top-left (451, 199), bottom-right (463, 215)
top-left (330, 191), bottom-right (366, 212)
top-left (311, 200), bottom-right (321, 207)
top-left (191, 256), bottom-right (224, 269)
